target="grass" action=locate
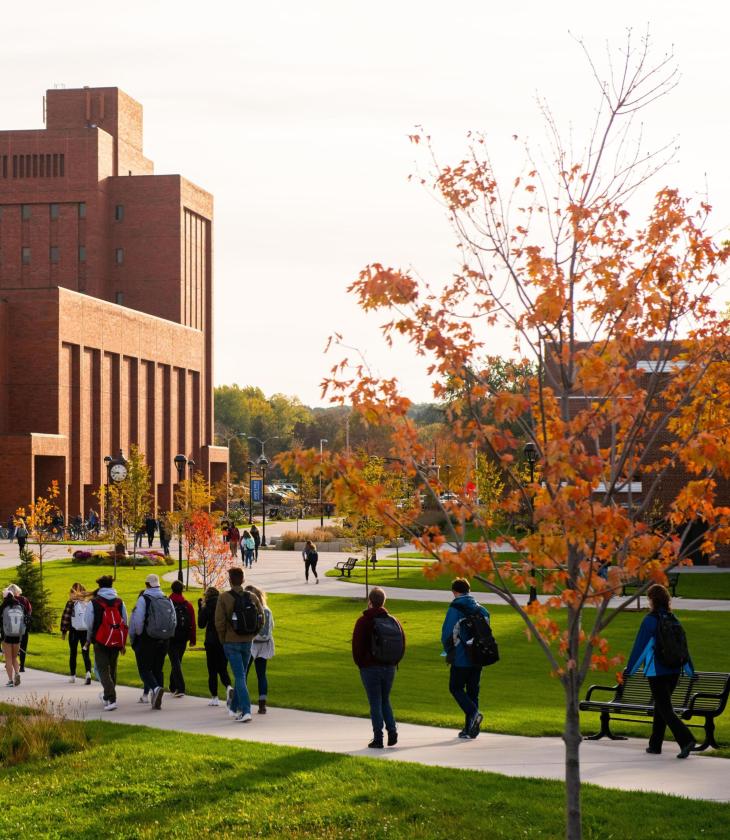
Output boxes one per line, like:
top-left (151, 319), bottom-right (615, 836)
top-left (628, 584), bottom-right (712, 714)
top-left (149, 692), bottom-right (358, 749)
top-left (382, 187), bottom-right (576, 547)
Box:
top-left (3, 558), bottom-right (730, 749)
top-left (0, 718), bottom-right (727, 839)
top-left (0, 698), bottom-right (89, 765)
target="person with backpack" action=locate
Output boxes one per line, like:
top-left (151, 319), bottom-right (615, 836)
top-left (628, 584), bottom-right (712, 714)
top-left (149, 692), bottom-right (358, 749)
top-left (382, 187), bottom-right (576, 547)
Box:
top-left (241, 530), bottom-right (255, 569)
top-left (167, 579), bottom-right (196, 697)
top-left (441, 578), bottom-right (492, 739)
top-left (198, 586), bottom-right (232, 706)
top-left (302, 540), bottom-right (319, 583)
top-left (82, 575), bottom-right (128, 711)
top-left (1, 584), bottom-right (30, 686)
top-left (214, 567), bottom-right (264, 722)
top-left (244, 584), bottom-right (275, 714)
top-left (228, 523), bottom-right (240, 559)
top-left (60, 582), bottom-right (92, 685)
top-left (250, 524), bottom-right (261, 562)
top-left (352, 587), bottom-right (405, 748)
top-left (128, 573), bottom-right (177, 710)
top-left (625, 582), bottom-right (696, 758)
top-left (145, 516), bottom-right (157, 548)
top-left (158, 516), bottom-right (172, 556)
top-left (15, 520), bottom-right (28, 555)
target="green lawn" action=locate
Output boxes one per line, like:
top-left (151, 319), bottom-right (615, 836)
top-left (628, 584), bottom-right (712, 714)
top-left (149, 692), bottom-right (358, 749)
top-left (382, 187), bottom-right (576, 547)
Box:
top-left (0, 719), bottom-right (727, 839)
top-left (4, 558), bottom-right (730, 748)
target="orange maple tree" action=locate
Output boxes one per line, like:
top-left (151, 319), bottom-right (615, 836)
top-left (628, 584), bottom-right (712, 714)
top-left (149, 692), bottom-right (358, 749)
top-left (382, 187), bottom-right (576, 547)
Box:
top-left (185, 509), bottom-right (231, 591)
top-left (284, 36), bottom-right (730, 840)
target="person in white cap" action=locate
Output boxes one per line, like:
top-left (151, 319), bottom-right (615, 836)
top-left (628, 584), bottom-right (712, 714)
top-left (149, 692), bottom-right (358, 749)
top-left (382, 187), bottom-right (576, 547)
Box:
top-left (128, 573), bottom-right (176, 710)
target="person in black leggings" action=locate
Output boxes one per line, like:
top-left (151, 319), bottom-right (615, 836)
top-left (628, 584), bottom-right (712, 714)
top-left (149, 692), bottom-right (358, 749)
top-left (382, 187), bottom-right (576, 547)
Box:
top-left (60, 582), bottom-right (93, 683)
top-left (302, 540), bottom-right (319, 584)
top-left (198, 587), bottom-right (231, 706)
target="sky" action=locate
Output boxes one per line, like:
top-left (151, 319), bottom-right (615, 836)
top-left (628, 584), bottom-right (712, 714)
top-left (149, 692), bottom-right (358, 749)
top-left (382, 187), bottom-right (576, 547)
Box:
top-left (2, 1), bottom-right (729, 406)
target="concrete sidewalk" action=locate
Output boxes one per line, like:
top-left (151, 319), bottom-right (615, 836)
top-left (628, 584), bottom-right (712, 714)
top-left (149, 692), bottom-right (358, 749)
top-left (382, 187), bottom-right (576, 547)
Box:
top-left (6, 668), bottom-right (729, 803)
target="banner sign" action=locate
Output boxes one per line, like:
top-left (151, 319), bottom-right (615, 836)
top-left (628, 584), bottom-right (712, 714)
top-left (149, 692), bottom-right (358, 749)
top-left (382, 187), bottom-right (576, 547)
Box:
top-left (251, 479), bottom-right (263, 502)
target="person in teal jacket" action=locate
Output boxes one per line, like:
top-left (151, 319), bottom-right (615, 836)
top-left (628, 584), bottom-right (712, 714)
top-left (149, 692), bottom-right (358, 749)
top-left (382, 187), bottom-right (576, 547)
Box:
top-left (441, 578), bottom-right (490, 739)
top-left (625, 583), bottom-right (695, 758)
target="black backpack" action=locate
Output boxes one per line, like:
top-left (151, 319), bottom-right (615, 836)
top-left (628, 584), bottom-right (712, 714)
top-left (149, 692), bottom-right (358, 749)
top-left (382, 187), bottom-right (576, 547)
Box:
top-left (453, 602), bottom-right (499, 667)
top-left (370, 615), bottom-right (405, 665)
top-left (229, 590), bottom-right (264, 637)
top-left (654, 612), bottom-right (689, 668)
top-left (173, 601), bottom-right (189, 642)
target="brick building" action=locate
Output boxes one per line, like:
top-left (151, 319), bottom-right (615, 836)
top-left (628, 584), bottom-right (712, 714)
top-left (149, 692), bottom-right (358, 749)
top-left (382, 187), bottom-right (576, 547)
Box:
top-left (0, 86), bottom-right (227, 521)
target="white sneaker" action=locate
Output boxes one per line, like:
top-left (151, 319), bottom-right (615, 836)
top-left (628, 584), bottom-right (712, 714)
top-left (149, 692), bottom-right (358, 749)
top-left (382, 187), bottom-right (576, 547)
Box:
top-left (69, 675), bottom-right (76, 684)
top-left (226, 685), bottom-right (234, 708)
top-left (5, 680), bottom-right (13, 687)
top-left (228, 709), bottom-right (238, 718)
top-left (85, 672), bottom-right (92, 685)
top-left (104, 702), bottom-right (118, 711)
top-left (138, 693), bottom-right (149, 704)
top-left (235, 712), bottom-right (252, 723)
top-left (208, 697), bottom-right (220, 706)
top-left (98, 692), bottom-right (106, 704)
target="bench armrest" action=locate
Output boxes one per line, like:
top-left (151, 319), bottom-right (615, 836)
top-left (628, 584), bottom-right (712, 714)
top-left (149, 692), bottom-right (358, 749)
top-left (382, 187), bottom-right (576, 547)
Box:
top-left (584, 683), bottom-right (619, 702)
top-left (687, 690), bottom-right (725, 715)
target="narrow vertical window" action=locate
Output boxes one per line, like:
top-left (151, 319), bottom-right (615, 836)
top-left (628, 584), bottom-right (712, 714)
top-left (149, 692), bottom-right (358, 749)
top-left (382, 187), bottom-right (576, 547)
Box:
top-left (50, 203), bottom-right (60, 221)
top-left (78, 246), bottom-right (86, 262)
top-left (21, 247), bottom-right (31, 265)
top-left (115, 291), bottom-right (124, 305)
top-left (52, 154), bottom-right (58, 177)
top-left (12, 156), bottom-right (18, 178)
top-left (115, 248), bottom-right (124, 265)
top-left (115, 205), bottom-right (124, 222)
top-left (19, 156), bottom-right (25, 178)
top-left (21, 204), bottom-right (31, 221)
top-left (78, 202), bottom-right (86, 219)
top-left (50, 246), bottom-right (59, 264)
top-left (39, 155), bottom-right (45, 177)
top-left (46, 154), bottom-right (51, 176)
top-left (32, 155), bottom-right (38, 177)
top-left (59, 154), bottom-right (65, 176)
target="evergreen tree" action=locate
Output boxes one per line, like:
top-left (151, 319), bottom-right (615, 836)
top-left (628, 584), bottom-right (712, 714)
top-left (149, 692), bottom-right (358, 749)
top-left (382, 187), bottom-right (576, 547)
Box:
top-left (13, 548), bottom-right (55, 632)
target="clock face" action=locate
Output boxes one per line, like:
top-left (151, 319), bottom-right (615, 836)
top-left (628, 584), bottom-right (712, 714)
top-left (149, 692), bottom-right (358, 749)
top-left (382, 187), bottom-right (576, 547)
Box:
top-left (110, 463), bottom-right (128, 483)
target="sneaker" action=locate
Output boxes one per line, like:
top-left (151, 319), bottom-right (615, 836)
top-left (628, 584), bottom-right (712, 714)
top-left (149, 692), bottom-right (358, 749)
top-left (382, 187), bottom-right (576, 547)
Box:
top-left (208, 697), bottom-right (220, 706)
top-left (153, 687), bottom-right (165, 710)
top-left (235, 712), bottom-right (252, 723)
top-left (138, 693), bottom-right (149, 704)
top-left (69, 675), bottom-right (76, 684)
top-left (368, 738), bottom-right (384, 749)
top-left (387, 729), bottom-right (398, 747)
top-left (458, 730), bottom-right (471, 739)
top-left (468, 712), bottom-right (483, 739)
top-left (98, 692), bottom-right (105, 704)
top-left (677, 741), bottom-right (697, 759)
top-left (103, 702), bottom-right (118, 711)
top-left (228, 709), bottom-right (239, 718)
top-left (226, 685), bottom-right (234, 708)
top-left (5, 680), bottom-right (13, 687)
top-left (174, 692), bottom-right (185, 698)
top-left (646, 747), bottom-right (662, 755)
top-left (315, 578), bottom-right (319, 584)
top-left (13, 673), bottom-right (20, 687)
top-left (85, 672), bottom-right (92, 685)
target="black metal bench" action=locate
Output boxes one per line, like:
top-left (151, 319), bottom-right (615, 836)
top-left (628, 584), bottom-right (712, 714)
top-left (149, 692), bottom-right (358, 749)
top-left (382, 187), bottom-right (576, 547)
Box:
top-left (580, 670), bottom-right (730, 751)
top-left (335, 556), bottom-right (359, 577)
top-left (621, 571), bottom-right (679, 599)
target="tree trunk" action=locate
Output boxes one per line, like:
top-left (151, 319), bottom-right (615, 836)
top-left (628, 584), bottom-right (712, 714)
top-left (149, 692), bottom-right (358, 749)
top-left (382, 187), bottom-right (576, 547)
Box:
top-left (563, 674), bottom-right (583, 840)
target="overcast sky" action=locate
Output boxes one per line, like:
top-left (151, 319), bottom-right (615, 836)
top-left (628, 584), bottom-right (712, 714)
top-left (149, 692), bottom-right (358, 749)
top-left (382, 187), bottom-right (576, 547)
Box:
top-left (2, 1), bottom-right (728, 405)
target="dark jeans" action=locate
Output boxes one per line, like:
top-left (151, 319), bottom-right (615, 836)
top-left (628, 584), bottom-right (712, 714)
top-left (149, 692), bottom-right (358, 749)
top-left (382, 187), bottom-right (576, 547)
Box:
top-left (19, 631), bottom-right (28, 669)
top-left (360, 665), bottom-right (397, 738)
top-left (161, 539), bottom-right (170, 556)
top-left (304, 558), bottom-right (318, 580)
top-left (136, 635), bottom-right (168, 691)
top-left (93, 643), bottom-right (120, 703)
top-left (223, 641), bottom-right (252, 714)
top-left (133, 641), bottom-right (155, 694)
top-left (68, 628), bottom-right (92, 676)
top-left (205, 643), bottom-right (231, 697)
top-left (246, 655), bottom-right (269, 699)
top-left (449, 665), bottom-right (482, 729)
top-left (648, 673), bottom-right (694, 750)
top-left (168, 639), bottom-right (188, 694)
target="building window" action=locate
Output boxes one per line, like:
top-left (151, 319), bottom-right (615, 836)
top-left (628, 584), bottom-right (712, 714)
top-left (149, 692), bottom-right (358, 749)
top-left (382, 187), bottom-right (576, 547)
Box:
top-left (115, 291), bottom-right (124, 305)
top-left (21, 247), bottom-right (31, 265)
top-left (78, 202), bottom-right (86, 219)
top-left (50, 246), bottom-right (60, 264)
top-left (78, 246), bottom-right (86, 262)
top-left (115, 248), bottom-right (124, 265)
top-left (21, 204), bottom-right (31, 221)
top-left (115, 204), bottom-right (124, 222)
top-left (50, 203), bottom-right (60, 221)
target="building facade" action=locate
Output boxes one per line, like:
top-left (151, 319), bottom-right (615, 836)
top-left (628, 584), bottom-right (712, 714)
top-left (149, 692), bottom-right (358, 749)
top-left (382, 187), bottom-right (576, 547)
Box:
top-left (0, 86), bottom-right (227, 521)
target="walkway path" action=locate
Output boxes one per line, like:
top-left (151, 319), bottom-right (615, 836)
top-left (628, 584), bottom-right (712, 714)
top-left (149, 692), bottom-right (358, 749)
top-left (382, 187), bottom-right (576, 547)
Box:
top-left (7, 668), bottom-right (729, 803)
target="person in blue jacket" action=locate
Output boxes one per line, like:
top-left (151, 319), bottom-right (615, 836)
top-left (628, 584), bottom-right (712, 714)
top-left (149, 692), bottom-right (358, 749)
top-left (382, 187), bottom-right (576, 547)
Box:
top-left (441, 578), bottom-right (490, 739)
top-left (625, 583), bottom-right (695, 758)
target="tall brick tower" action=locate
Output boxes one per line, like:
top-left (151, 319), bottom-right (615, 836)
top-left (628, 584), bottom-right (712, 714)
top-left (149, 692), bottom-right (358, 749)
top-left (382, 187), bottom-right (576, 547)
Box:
top-left (0, 86), bottom-right (227, 521)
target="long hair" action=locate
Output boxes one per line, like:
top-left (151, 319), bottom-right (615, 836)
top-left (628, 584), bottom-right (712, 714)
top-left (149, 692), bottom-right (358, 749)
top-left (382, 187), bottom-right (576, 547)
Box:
top-left (69, 582), bottom-right (88, 600)
top-left (647, 583), bottom-right (671, 613)
top-left (245, 584), bottom-right (267, 608)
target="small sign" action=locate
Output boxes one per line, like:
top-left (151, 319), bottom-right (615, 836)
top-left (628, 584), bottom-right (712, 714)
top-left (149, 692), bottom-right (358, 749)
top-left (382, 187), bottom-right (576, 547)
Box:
top-left (251, 479), bottom-right (263, 502)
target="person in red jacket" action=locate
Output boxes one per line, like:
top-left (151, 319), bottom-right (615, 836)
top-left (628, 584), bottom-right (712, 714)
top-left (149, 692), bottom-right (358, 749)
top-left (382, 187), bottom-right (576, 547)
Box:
top-left (352, 587), bottom-right (405, 749)
top-left (168, 580), bottom-right (197, 697)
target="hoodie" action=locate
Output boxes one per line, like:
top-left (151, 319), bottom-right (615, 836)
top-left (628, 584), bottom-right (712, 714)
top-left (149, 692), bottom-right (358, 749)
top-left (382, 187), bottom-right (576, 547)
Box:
top-left (441, 594), bottom-right (490, 669)
top-left (352, 606), bottom-right (405, 669)
top-left (169, 592), bottom-right (196, 645)
top-left (129, 586), bottom-right (167, 643)
top-left (84, 587), bottom-right (128, 646)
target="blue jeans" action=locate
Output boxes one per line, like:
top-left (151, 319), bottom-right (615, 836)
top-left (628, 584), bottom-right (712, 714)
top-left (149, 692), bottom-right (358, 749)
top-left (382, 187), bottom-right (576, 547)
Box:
top-left (223, 641), bottom-right (253, 714)
top-left (449, 665), bottom-right (482, 729)
top-left (244, 548), bottom-right (254, 568)
top-left (246, 655), bottom-right (268, 699)
top-left (360, 665), bottom-right (397, 738)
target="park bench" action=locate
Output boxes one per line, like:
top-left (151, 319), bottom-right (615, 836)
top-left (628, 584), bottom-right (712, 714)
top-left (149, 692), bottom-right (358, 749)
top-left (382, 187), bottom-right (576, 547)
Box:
top-left (267, 507), bottom-right (280, 519)
top-left (335, 556), bottom-right (360, 577)
top-left (580, 670), bottom-right (730, 751)
top-left (621, 571), bottom-right (679, 599)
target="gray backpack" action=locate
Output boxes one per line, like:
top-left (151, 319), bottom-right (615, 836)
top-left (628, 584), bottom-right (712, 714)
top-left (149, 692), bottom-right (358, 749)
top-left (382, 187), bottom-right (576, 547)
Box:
top-left (3, 604), bottom-right (26, 637)
top-left (142, 594), bottom-right (177, 640)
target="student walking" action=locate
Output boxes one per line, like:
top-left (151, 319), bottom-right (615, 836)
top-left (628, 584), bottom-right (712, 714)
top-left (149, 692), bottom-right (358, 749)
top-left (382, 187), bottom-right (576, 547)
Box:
top-left (83, 576), bottom-right (128, 711)
top-left (244, 585), bottom-right (275, 714)
top-left (352, 587), bottom-right (405, 748)
top-left (441, 578), bottom-right (490, 739)
top-left (241, 530), bottom-right (255, 569)
top-left (198, 587), bottom-right (232, 705)
top-left (15, 520), bottom-right (28, 555)
top-left (250, 524), bottom-right (261, 562)
top-left (158, 517), bottom-right (172, 556)
top-left (228, 524), bottom-right (240, 559)
top-left (626, 583), bottom-right (696, 758)
top-left (145, 516), bottom-right (157, 548)
top-left (129, 574), bottom-right (176, 710)
top-left (167, 580), bottom-right (196, 697)
top-left (130, 589), bottom-right (154, 703)
top-left (1, 585), bottom-right (30, 687)
top-left (60, 583), bottom-right (92, 684)
top-left (302, 540), bottom-right (319, 583)
top-left (215, 567), bottom-right (264, 722)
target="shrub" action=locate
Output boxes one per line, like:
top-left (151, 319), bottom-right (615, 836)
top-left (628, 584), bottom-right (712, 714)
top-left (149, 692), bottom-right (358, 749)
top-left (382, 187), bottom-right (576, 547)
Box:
top-left (0, 697), bottom-right (89, 767)
top-left (72, 550), bottom-right (92, 560)
top-left (13, 549), bottom-right (55, 632)
top-left (277, 527), bottom-right (350, 549)
top-left (71, 552), bottom-right (173, 567)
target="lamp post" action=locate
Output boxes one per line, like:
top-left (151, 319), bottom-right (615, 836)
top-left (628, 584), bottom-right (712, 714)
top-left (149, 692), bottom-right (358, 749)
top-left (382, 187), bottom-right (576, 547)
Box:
top-left (185, 459), bottom-right (195, 589)
top-left (173, 454), bottom-right (187, 583)
top-left (248, 437), bottom-right (279, 546)
top-left (103, 455), bottom-right (112, 531)
top-left (523, 441), bottom-right (539, 605)
top-left (224, 432), bottom-right (246, 515)
top-left (319, 438), bottom-right (328, 527)
top-left (247, 459), bottom-right (255, 525)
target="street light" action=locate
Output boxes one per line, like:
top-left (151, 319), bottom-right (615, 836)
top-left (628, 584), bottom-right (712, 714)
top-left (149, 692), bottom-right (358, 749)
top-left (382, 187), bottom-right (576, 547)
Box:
top-left (319, 438), bottom-right (328, 527)
top-left (103, 455), bottom-right (112, 531)
top-left (247, 459), bottom-right (255, 525)
top-left (173, 454), bottom-right (188, 583)
top-left (248, 437), bottom-right (279, 547)
top-left (225, 432), bottom-right (246, 515)
top-left (185, 459), bottom-right (195, 589)
top-left (523, 441), bottom-right (539, 604)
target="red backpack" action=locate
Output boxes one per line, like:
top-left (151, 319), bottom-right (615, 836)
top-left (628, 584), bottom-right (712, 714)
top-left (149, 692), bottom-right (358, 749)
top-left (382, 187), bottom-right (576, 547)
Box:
top-left (94, 597), bottom-right (128, 649)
